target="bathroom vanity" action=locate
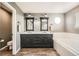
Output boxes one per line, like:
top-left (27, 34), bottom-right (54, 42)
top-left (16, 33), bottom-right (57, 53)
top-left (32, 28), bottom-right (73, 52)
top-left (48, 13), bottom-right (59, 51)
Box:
top-left (20, 32), bottom-right (53, 48)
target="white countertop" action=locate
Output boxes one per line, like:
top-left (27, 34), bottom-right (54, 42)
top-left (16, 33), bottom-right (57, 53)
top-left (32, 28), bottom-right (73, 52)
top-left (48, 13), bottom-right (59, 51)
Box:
top-left (17, 31), bottom-right (53, 34)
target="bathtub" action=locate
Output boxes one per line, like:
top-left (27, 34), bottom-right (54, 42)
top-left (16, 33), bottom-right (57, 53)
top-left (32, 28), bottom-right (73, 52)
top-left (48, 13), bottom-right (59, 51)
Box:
top-left (53, 32), bottom-right (79, 56)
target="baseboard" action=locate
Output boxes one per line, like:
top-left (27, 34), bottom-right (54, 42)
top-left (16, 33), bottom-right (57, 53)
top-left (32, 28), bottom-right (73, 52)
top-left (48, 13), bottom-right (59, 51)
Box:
top-left (0, 46), bottom-right (8, 51)
top-left (13, 48), bottom-right (20, 55)
top-left (15, 48), bottom-right (20, 54)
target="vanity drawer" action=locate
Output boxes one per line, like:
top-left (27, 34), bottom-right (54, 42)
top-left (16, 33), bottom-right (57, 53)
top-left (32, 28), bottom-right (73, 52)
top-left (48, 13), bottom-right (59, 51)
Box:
top-left (21, 34), bottom-right (53, 48)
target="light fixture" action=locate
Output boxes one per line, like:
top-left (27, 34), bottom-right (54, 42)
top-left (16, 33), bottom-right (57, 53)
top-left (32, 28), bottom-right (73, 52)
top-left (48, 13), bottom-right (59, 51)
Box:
top-left (54, 17), bottom-right (61, 24)
top-left (28, 13), bottom-right (31, 17)
top-left (17, 21), bottom-right (20, 25)
top-left (41, 13), bottom-right (47, 17)
top-left (44, 13), bottom-right (47, 17)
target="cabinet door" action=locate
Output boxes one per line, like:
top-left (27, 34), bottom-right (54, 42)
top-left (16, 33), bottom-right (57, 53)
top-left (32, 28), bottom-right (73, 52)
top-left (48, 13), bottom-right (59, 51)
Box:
top-left (21, 34), bottom-right (53, 48)
top-left (21, 37), bottom-right (31, 48)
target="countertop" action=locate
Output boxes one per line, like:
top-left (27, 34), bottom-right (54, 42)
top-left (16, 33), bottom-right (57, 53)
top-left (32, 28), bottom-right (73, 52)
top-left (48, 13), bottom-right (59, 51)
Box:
top-left (16, 31), bottom-right (53, 34)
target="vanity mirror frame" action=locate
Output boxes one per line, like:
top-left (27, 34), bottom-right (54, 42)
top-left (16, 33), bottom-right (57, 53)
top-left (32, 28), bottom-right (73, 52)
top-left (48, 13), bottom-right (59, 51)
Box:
top-left (40, 17), bottom-right (48, 31)
top-left (25, 17), bottom-right (34, 31)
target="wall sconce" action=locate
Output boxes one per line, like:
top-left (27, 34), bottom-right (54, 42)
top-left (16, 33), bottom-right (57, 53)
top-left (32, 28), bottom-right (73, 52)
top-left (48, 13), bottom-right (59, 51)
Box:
top-left (27, 13), bottom-right (31, 17)
top-left (54, 17), bottom-right (61, 24)
top-left (41, 13), bottom-right (48, 17)
top-left (17, 21), bottom-right (20, 32)
top-left (17, 21), bottom-right (20, 25)
top-left (44, 13), bottom-right (47, 17)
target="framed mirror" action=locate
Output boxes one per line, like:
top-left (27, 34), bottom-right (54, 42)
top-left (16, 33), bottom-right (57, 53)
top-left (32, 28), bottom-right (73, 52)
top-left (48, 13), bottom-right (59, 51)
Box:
top-left (40, 17), bottom-right (48, 31)
top-left (25, 17), bottom-right (34, 31)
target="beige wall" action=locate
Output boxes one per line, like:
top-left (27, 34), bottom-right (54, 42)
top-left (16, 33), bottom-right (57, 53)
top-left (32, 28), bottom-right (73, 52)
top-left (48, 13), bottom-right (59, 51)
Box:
top-left (65, 6), bottom-right (79, 34)
top-left (49, 13), bottom-right (65, 32)
top-left (0, 8), bottom-right (12, 48)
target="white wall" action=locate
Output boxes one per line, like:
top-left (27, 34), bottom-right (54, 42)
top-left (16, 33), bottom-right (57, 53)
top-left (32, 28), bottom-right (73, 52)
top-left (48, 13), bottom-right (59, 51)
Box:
top-left (9, 2), bottom-right (24, 32)
top-left (9, 2), bottom-right (24, 51)
top-left (65, 6), bottom-right (79, 33)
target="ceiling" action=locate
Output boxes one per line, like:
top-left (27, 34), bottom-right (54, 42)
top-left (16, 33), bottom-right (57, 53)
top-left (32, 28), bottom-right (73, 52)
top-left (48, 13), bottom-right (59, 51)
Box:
top-left (16, 2), bottom-right (79, 13)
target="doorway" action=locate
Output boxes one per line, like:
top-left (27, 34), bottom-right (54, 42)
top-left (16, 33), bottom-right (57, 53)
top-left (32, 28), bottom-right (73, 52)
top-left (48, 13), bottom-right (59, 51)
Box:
top-left (0, 3), bottom-right (12, 55)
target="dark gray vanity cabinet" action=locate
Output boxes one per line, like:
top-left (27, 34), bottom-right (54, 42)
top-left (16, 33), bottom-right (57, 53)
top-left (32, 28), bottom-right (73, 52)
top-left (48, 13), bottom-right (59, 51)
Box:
top-left (21, 34), bottom-right (53, 48)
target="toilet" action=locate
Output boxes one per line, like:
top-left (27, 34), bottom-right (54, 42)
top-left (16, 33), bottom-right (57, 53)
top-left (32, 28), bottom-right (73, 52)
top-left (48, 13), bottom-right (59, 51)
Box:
top-left (7, 41), bottom-right (12, 50)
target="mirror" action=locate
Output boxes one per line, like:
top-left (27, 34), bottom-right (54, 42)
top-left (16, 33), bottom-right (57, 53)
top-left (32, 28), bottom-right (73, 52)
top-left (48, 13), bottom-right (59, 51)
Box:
top-left (40, 17), bottom-right (48, 31)
top-left (25, 17), bottom-right (34, 31)
top-left (54, 17), bottom-right (61, 24)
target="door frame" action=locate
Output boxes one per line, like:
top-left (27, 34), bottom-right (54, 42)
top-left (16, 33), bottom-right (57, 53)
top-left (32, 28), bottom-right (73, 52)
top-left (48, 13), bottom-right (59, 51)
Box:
top-left (1, 2), bottom-right (17, 55)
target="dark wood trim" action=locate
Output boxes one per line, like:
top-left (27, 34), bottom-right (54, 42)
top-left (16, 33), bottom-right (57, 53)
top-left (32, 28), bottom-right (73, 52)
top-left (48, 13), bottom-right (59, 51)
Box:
top-left (25, 17), bottom-right (34, 31)
top-left (1, 7), bottom-right (12, 14)
top-left (40, 17), bottom-right (49, 31)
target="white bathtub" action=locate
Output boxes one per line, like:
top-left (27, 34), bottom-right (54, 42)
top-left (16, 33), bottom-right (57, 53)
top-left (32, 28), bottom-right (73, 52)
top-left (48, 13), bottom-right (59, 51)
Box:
top-left (53, 32), bottom-right (79, 56)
